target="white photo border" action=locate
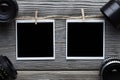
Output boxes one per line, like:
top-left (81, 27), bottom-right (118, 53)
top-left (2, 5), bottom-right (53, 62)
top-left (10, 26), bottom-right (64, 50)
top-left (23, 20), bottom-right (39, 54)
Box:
top-left (66, 19), bottom-right (105, 60)
top-left (16, 20), bottom-right (55, 60)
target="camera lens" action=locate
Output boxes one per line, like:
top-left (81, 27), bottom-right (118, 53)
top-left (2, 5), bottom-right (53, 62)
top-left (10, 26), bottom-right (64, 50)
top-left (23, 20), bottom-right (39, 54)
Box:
top-left (100, 0), bottom-right (120, 29)
top-left (100, 58), bottom-right (120, 80)
top-left (0, 0), bottom-right (18, 23)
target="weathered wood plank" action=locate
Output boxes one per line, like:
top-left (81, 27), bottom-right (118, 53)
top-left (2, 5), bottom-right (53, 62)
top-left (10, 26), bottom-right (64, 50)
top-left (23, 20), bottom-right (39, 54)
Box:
top-left (17, 71), bottom-right (99, 80)
top-left (17, 0), bottom-right (109, 17)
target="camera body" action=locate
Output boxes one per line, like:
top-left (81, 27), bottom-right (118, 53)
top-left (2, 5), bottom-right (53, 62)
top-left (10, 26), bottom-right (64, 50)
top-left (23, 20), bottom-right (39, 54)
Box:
top-left (0, 55), bottom-right (17, 80)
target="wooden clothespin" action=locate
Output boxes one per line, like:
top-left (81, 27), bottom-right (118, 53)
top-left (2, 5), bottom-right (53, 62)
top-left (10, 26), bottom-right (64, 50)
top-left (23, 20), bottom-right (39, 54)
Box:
top-left (35, 9), bottom-right (38, 25)
top-left (81, 8), bottom-right (85, 20)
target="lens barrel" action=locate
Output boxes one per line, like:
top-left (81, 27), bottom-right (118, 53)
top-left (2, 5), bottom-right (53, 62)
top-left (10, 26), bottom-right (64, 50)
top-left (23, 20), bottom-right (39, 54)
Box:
top-left (101, 0), bottom-right (120, 29)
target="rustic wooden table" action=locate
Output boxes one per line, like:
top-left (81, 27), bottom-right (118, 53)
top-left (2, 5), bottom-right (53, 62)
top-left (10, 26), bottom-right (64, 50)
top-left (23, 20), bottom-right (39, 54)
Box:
top-left (1, 0), bottom-right (120, 79)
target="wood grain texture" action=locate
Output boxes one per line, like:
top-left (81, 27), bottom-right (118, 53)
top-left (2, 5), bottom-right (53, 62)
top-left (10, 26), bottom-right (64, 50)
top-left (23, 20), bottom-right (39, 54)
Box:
top-left (17, 71), bottom-right (99, 80)
top-left (1, 0), bottom-right (120, 70)
top-left (17, 0), bottom-right (108, 17)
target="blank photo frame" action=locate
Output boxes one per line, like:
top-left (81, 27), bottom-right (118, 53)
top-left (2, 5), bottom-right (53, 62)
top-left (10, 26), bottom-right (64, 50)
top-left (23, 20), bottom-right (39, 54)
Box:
top-left (66, 19), bottom-right (105, 59)
top-left (16, 20), bottom-right (55, 60)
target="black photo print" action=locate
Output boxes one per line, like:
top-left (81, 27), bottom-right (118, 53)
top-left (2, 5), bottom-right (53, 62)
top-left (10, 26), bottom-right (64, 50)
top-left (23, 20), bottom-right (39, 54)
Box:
top-left (16, 20), bottom-right (55, 60)
top-left (66, 20), bottom-right (105, 59)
